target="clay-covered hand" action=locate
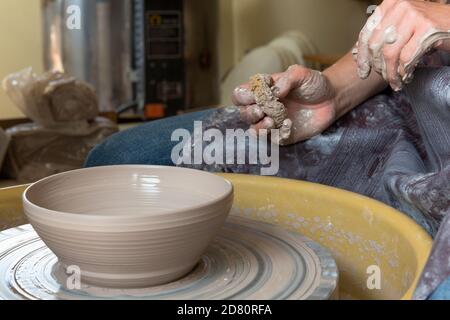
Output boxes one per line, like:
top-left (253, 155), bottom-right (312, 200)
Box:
top-left (355, 0), bottom-right (450, 91)
top-left (232, 65), bottom-right (336, 146)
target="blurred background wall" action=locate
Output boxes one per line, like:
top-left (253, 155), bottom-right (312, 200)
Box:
top-left (0, 0), bottom-right (43, 120)
top-left (219, 0), bottom-right (368, 78)
top-left (0, 0), bottom-right (368, 120)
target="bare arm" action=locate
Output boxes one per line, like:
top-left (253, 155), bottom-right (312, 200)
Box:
top-left (324, 51), bottom-right (388, 119)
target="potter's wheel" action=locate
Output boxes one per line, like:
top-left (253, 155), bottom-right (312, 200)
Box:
top-left (0, 217), bottom-right (338, 300)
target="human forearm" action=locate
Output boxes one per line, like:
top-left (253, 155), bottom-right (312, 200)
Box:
top-left (323, 51), bottom-right (388, 119)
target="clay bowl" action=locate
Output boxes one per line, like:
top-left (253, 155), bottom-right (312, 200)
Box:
top-left (22, 165), bottom-right (233, 288)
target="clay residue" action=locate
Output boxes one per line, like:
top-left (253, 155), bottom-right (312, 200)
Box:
top-left (384, 26), bottom-right (398, 45)
top-left (402, 29), bottom-right (450, 83)
top-left (356, 7), bottom-right (383, 79)
top-left (355, 18), bottom-right (450, 90)
top-left (291, 70), bottom-right (332, 104)
top-left (249, 74), bottom-right (288, 129)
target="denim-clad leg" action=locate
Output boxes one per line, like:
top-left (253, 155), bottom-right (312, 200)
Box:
top-left (84, 109), bottom-right (216, 167)
top-left (430, 277), bottom-right (450, 300)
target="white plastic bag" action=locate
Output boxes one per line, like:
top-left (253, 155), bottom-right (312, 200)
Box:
top-left (4, 117), bottom-right (118, 183)
top-left (1, 68), bottom-right (118, 182)
top-left (2, 68), bottom-right (98, 126)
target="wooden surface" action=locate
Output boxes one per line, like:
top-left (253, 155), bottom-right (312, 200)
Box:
top-left (303, 54), bottom-right (343, 68)
top-left (0, 184), bottom-right (28, 230)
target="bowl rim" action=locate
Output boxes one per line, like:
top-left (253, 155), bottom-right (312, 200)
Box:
top-left (23, 165), bottom-right (233, 220)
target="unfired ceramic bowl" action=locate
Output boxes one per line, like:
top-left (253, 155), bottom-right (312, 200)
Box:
top-left (23, 165), bottom-right (233, 288)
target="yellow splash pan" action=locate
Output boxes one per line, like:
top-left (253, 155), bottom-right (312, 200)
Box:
top-left (0, 174), bottom-right (432, 300)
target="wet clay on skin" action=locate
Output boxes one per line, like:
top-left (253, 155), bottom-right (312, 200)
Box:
top-left (356, 7), bottom-right (383, 79)
top-left (402, 29), bottom-right (450, 83)
top-left (354, 2), bottom-right (450, 90)
top-left (369, 28), bottom-right (450, 88)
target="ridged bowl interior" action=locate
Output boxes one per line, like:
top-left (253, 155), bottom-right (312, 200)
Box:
top-left (22, 165), bottom-right (233, 288)
top-left (24, 165), bottom-right (232, 219)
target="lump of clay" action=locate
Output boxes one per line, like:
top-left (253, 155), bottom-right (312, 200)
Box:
top-left (249, 73), bottom-right (288, 129)
top-left (2, 68), bottom-right (98, 126)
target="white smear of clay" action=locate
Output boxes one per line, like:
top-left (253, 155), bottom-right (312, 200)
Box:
top-left (294, 70), bottom-right (332, 103)
top-left (402, 28), bottom-right (450, 83)
top-left (368, 25), bottom-right (398, 84)
top-left (357, 7), bottom-right (383, 79)
top-left (384, 26), bottom-right (398, 44)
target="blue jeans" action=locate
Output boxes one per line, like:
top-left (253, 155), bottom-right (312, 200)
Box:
top-left (84, 109), bottom-right (215, 167)
top-left (431, 278), bottom-right (450, 300)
